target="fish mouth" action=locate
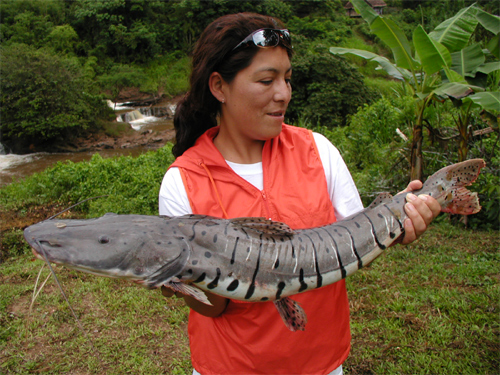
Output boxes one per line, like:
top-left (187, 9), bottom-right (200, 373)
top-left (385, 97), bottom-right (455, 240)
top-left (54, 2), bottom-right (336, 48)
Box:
top-left (29, 239), bottom-right (66, 265)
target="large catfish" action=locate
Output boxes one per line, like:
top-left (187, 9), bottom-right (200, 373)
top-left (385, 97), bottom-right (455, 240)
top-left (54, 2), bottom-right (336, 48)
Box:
top-left (24, 159), bottom-right (486, 331)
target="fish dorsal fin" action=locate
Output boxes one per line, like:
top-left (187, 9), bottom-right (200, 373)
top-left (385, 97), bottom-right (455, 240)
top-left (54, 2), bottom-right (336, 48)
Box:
top-left (368, 192), bottom-right (394, 209)
top-left (274, 297), bottom-right (308, 331)
top-left (230, 217), bottom-right (295, 236)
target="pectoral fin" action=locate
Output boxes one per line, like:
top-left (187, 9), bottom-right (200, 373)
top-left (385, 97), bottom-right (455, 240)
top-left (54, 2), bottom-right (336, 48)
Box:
top-left (165, 280), bottom-right (213, 306)
top-left (274, 297), bottom-right (308, 332)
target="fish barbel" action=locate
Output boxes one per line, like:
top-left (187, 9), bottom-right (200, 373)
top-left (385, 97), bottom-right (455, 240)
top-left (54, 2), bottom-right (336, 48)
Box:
top-left (24, 159), bottom-right (486, 331)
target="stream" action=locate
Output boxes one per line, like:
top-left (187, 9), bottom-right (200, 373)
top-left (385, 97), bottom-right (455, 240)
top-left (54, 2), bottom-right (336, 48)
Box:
top-left (0, 102), bottom-right (174, 187)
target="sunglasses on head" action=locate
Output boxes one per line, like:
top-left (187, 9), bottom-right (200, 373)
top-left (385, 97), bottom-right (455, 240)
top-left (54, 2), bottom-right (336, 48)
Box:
top-left (232, 28), bottom-right (292, 51)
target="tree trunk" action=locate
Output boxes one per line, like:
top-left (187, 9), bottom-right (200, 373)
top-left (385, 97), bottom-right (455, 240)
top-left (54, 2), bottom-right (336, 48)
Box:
top-left (410, 123), bottom-right (424, 181)
top-left (410, 101), bottom-right (426, 182)
top-left (457, 104), bottom-right (473, 163)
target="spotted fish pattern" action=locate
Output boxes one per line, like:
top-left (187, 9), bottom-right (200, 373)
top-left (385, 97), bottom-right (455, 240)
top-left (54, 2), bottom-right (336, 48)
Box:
top-left (24, 159), bottom-right (486, 331)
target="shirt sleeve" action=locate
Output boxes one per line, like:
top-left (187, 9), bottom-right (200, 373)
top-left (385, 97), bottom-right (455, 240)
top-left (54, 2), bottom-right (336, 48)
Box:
top-left (312, 132), bottom-right (364, 220)
top-left (158, 167), bottom-right (193, 216)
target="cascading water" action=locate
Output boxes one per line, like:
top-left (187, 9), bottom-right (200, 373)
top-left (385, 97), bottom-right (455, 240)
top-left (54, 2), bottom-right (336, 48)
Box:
top-left (123, 110), bottom-right (145, 122)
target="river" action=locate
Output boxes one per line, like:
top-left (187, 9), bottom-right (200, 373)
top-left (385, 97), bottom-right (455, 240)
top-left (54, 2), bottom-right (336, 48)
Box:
top-left (0, 103), bottom-right (174, 187)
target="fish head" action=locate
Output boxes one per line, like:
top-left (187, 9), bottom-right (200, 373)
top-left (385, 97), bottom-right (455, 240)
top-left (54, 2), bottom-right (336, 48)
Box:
top-left (24, 213), bottom-right (190, 285)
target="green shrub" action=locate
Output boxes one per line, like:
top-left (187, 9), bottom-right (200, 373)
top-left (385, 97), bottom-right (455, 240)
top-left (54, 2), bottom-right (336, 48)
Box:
top-left (0, 145), bottom-right (176, 217)
top-left (0, 43), bottom-right (114, 150)
top-left (97, 64), bottom-right (147, 103)
top-left (341, 96), bottom-right (416, 199)
top-left (468, 132), bottom-right (500, 230)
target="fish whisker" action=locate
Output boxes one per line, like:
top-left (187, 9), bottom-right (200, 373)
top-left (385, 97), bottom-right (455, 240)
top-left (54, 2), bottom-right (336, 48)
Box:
top-left (33, 239), bottom-right (103, 363)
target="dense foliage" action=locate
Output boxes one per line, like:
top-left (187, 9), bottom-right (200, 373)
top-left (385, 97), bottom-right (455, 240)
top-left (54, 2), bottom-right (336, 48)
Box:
top-left (2, 0), bottom-right (498, 147)
top-left (0, 0), bottom-right (369, 149)
top-left (0, 1), bottom-right (498, 229)
top-left (310, 94), bottom-right (499, 230)
top-left (287, 40), bottom-right (377, 127)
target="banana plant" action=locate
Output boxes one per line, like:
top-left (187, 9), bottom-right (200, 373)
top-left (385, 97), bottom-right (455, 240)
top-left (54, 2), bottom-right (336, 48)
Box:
top-left (442, 7), bottom-right (500, 162)
top-left (331, 0), bottom-right (499, 179)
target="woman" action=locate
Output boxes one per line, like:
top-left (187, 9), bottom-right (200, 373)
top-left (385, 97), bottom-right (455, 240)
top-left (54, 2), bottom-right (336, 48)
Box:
top-left (159, 12), bottom-right (440, 375)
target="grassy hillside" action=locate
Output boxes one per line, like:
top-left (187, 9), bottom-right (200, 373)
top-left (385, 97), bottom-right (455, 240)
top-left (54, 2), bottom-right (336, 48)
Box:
top-left (1, 221), bottom-right (498, 374)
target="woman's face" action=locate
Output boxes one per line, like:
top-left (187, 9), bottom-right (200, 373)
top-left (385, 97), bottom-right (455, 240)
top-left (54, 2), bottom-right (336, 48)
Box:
top-left (219, 47), bottom-right (292, 143)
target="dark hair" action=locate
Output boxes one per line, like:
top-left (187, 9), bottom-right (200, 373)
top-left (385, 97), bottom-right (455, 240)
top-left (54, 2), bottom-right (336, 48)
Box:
top-left (172, 13), bottom-right (293, 157)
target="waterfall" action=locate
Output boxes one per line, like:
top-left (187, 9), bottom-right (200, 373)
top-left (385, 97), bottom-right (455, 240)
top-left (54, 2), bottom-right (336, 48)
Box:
top-left (122, 110), bottom-right (144, 122)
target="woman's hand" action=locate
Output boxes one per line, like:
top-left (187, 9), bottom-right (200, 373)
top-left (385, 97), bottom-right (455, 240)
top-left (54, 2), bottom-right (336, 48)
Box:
top-left (400, 180), bottom-right (441, 245)
top-left (161, 285), bottom-right (229, 317)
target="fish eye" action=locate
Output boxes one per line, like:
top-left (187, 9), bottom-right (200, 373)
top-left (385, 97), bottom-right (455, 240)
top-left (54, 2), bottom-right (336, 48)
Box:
top-left (98, 235), bottom-right (110, 244)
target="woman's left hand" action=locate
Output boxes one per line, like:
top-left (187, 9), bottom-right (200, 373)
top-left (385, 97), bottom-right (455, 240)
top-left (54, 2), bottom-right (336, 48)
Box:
top-left (400, 180), bottom-right (441, 245)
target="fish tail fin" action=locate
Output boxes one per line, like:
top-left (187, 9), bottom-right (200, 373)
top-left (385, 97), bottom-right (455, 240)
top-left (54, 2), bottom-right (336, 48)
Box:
top-left (422, 159), bottom-right (486, 215)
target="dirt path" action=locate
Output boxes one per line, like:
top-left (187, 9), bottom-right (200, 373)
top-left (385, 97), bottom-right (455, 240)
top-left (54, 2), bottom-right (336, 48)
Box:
top-left (64, 126), bottom-right (176, 153)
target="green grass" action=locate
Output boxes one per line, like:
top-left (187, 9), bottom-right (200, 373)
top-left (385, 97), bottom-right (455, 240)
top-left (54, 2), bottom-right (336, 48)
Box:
top-left (0, 256), bottom-right (191, 374)
top-left (344, 222), bottom-right (499, 375)
top-left (1, 222), bottom-right (498, 374)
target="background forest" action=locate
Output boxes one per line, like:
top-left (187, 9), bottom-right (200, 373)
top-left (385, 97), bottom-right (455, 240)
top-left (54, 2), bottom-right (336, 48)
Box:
top-left (1, 0), bottom-right (498, 228)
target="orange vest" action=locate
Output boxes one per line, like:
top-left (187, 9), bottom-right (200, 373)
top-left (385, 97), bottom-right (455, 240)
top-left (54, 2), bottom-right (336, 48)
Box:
top-left (171, 125), bottom-right (351, 375)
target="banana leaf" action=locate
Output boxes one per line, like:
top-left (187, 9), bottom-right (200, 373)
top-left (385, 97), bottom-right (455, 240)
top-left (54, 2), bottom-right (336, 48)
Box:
top-left (433, 82), bottom-right (479, 100)
top-left (329, 47), bottom-right (412, 81)
top-left (475, 8), bottom-right (500, 35)
top-left (487, 35), bottom-right (499, 59)
top-left (349, 0), bottom-right (378, 25)
top-left (463, 92), bottom-right (500, 113)
top-left (428, 4), bottom-right (478, 53)
top-left (473, 61), bottom-right (500, 75)
top-left (350, 0), bottom-right (417, 71)
top-left (413, 25), bottom-right (451, 76)
top-left (443, 67), bottom-right (469, 84)
top-left (371, 17), bottom-right (417, 71)
top-left (450, 44), bottom-right (485, 77)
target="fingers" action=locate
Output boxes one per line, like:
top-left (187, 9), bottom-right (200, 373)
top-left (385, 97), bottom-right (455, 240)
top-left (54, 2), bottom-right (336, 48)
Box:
top-left (401, 193), bottom-right (441, 245)
top-left (401, 180), bottom-right (423, 194)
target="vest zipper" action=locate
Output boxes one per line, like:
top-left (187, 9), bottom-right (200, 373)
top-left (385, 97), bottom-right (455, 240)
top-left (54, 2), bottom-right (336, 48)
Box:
top-left (261, 190), bottom-right (272, 220)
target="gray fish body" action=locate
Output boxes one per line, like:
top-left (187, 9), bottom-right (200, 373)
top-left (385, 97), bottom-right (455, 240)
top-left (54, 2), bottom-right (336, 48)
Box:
top-left (170, 204), bottom-right (403, 303)
top-left (24, 159), bottom-right (486, 330)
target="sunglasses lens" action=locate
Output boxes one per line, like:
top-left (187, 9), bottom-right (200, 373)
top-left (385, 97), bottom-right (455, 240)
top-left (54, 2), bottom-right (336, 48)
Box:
top-left (280, 30), bottom-right (291, 45)
top-left (253, 30), bottom-right (279, 47)
top-left (232, 29), bottom-right (292, 51)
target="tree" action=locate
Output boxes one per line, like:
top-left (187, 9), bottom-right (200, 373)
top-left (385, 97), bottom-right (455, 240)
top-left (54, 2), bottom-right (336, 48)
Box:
top-left (46, 24), bottom-right (79, 54)
top-left (330, 0), bottom-right (499, 180)
top-left (0, 44), bottom-right (114, 151)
